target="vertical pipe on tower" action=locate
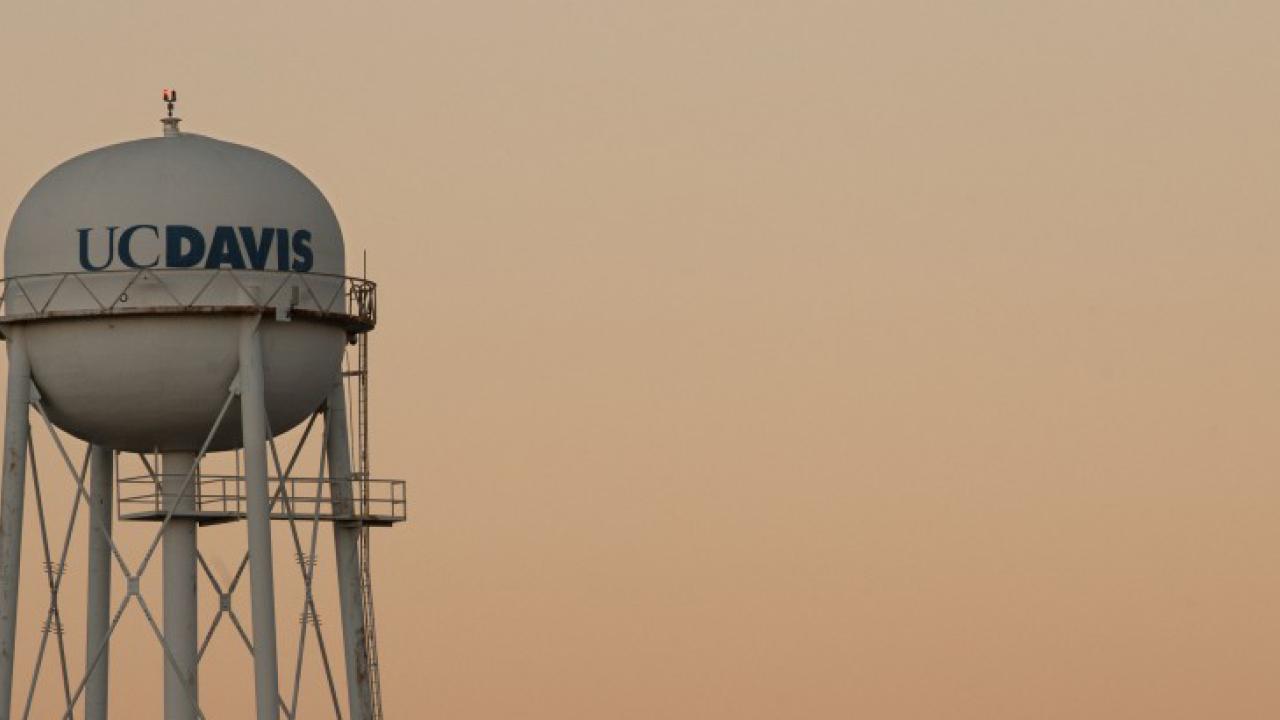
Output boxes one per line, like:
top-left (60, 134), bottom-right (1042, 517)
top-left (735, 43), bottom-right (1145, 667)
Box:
top-left (85, 444), bottom-right (113, 720)
top-left (0, 327), bottom-right (31, 717)
top-left (325, 381), bottom-right (374, 720)
top-left (162, 450), bottom-right (198, 720)
top-left (239, 317), bottom-right (281, 720)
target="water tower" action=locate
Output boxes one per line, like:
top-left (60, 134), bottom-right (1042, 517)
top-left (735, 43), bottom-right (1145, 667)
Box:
top-left (0, 92), bottom-right (404, 719)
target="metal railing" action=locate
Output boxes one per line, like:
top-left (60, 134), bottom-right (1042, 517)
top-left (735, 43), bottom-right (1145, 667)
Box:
top-left (0, 268), bottom-right (376, 329)
top-left (117, 473), bottom-right (406, 524)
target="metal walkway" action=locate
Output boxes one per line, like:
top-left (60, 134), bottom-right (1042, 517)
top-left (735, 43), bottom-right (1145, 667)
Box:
top-left (116, 474), bottom-right (406, 526)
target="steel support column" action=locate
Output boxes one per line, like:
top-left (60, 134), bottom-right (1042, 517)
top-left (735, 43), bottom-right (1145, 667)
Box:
top-left (85, 444), bottom-right (113, 720)
top-left (162, 450), bottom-right (198, 720)
top-left (0, 327), bottom-right (31, 717)
top-left (240, 317), bottom-right (280, 720)
top-left (325, 381), bottom-right (373, 720)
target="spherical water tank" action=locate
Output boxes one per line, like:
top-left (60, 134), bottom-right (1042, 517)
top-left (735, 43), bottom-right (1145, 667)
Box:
top-left (4, 130), bottom-right (353, 452)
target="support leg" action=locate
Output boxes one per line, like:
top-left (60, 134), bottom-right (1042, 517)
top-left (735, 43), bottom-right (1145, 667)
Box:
top-left (0, 328), bottom-right (31, 717)
top-left (162, 451), bottom-right (198, 720)
top-left (325, 382), bottom-right (374, 720)
top-left (240, 318), bottom-right (280, 720)
top-left (85, 445), bottom-right (113, 720)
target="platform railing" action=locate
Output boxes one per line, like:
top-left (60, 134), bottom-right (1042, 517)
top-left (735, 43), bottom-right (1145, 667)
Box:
top-left (117, 473), bottom-right (407, 524)
top-left (0, 268), bottom-right (376, 328)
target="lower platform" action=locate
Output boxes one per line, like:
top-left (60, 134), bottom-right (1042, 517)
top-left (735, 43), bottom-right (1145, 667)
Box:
top-left (117, 474), bottom-right (406, 526)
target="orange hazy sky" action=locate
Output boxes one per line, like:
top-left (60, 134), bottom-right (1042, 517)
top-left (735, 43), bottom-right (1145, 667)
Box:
top-left (4, 1), bottom-right (1280, 718)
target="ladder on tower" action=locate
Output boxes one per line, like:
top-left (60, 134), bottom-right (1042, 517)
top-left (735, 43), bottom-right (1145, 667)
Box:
top-left (353, 327), bottom-right (386, 720)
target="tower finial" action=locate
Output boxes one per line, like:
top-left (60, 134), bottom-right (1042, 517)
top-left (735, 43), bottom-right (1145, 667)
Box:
top-left (161, 89), bottom-right (181, 137)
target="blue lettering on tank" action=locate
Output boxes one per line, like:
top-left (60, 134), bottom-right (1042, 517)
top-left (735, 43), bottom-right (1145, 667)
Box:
top-left (290, 230), bottom-right (314, 272)
top-left (240, 227), bottom-right (274, 271)
top-left (78, 227), bottom-right (117, 271)
top-left (204, 225), bottom-right (247, 269)
top-left (75, 225), bottom-right (318, 273)
top-left (165, 226), bottom-right (206, 267)
top-left (118, 225), bottom-right (160, 268)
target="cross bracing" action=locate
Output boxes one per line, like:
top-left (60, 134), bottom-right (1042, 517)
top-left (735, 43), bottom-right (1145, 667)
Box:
top-left (7, 361), bottom-right (398, 719)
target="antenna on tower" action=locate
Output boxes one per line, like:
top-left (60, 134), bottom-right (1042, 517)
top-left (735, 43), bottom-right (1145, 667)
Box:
top-left (161, 89), bottom-right (182, 137)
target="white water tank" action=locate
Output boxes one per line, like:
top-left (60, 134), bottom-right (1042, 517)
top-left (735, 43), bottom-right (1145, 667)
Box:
top-left (4, 130), bottom-right (355, 452)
